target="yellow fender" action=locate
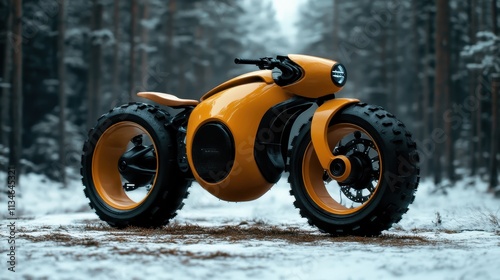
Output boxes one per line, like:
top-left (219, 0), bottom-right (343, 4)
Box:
top-left (310, 98), bottom-right (359, 180)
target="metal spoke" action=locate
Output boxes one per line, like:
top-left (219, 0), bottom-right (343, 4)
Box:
top-left (128, 145), bottom-right (154, 160)
top-left (125, 164), bottom-right (156, 175)
top-left (364, 145), bottom-right (371, 154)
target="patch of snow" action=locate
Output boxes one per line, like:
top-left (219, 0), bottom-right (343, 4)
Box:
top-left (0, 172), bottom-right (499, 279)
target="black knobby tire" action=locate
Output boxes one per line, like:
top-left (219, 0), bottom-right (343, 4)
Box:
top-left (81, 103), bottom-right (191, 228)
top-left (288, 103), bottom-right (419, 236)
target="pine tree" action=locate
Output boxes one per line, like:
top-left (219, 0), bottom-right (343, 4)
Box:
top-left (9, 0), bottom-right (22, 185)
top-left (58, 0), bottom-right (67, 187)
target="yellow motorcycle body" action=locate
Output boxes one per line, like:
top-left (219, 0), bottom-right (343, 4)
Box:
top-left (82, 55), bottom-right (419, 236)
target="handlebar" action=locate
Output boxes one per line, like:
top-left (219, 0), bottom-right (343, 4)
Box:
top-left (234, 58), bottom-right (262, 65)
top-left (234, 57), bottom-right (281, 70)
top-left (234, 55), bottom-right (303, 86)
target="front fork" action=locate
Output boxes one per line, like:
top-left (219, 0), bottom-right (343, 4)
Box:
top-left (310, 98), bottom-right (359, 182)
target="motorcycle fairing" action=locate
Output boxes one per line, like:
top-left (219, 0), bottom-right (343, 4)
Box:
top-left (186, 81), bottom-right (293, 202)
top-left (200, 70), bottom-right (275, 101)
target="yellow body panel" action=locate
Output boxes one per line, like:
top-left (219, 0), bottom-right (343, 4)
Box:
top-left (201, 70), bottom-right (274, 101)
top-left (310, 98), bottom-right (359, 174)
top-left (284, 54), bottom-right (343, 98)
top-left (187, 81), bottom-right (293, 201)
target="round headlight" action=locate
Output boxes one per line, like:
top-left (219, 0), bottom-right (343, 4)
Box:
top-left (331, 63), bottom-right (347, 87)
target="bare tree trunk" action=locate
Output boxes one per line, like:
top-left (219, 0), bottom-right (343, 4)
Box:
top-left (493, 0), bottom-right (498, 35)
top-left (86, 6), bottom-right (95, 131)
top-left (433, 0), bottom-right (451, 186)
top-left (111, 0), bottom-right (121, 106)
top-left (469, 0), bottom-right (478, 177)
top-left (389, 12), bottom-right (399, 115)
top-left (487, 0), bottom-right (498, 193)
top-left (332, 0), bottom-right (339, 52)
top-left (94, 2), bottom-right (103, 117)
top-left (412, 0), bottom-right (423, 144)
top-left (489, 75), bottom-right (499, 193)
top-left (140, 0), bottom-right (150, 92)
top-left (9, 0), bottom-right (22, 185)
top-left (164, 0), bottom-right (176, 92)
top-left (476, 78), bottom-right (483, 175)
top-left (129, 0), bottom-right (138, 101)
top-left (422, 3), bottom-right (433, 177)
top-left (1, 6), bottom-right (12, 149)
top-left (58, 0), bottom-right (67, 188)
top-left (87, 0), bottom-right (103, 130)
top-left (380, 27), bottom-right (388, 108)
top-left (445, 2), bottom-right (456, 183)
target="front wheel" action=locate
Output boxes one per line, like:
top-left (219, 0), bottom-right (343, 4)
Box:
top-left (81, 103), bottom-right (191, 228)
top-left (288, 103), bottom-right (419, 236)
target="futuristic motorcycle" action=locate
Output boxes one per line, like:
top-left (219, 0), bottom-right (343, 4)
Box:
top-left (81, 55), bottom-right (419, 236)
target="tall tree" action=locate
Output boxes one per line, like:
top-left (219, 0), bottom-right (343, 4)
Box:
top-left (489, 0), bottom-right (499, 193)
top-left (1, 1), bottom-right (12, 149)
top-left (433, 0), bottom-right (451, 185)
top-left (87, 0), bottom-right (103, 129)
top-left (58, 0), bottom-right (67, 187)
top-left (468, 0), bottom-right (479, 176)
top-left (389, 9), bottom-right (399, 115)
top-left (163, 0), bottom-right (176, 92)
top-left (129, 0), bottom-right (138, 101)
top-left (9, 0), bottom-right (22, 185)
top-left (332, 0), bottom-right (339, 52)
top-left (140, 0), bottom-right (150, 91)
top-left (493, 0), bottom-right (498, 35)
top-left (422, 1), bottom-right (435, 177)
top-left (111, 0), bottom-right (121, 106)
top-left (490, 75), bottom-right (499, 193)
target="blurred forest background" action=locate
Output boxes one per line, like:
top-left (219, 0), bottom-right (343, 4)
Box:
top-left (0, 0), bottom-right (499, 194)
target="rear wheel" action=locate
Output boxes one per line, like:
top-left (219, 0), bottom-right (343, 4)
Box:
top-left (81, 103), bottom-right (191, 228)
top-left (289, 103), bottom-right (419, 236)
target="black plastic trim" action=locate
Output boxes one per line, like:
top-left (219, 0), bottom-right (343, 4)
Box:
top-left (192, 122), bottom-right (235, 183)
top-left (273, 56), bottom-right (304, 87)
top-left (254, 98), bottom-right (314, 183)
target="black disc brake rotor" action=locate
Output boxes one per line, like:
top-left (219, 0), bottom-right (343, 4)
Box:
top-left (332, 132), bottom-right (380, 203)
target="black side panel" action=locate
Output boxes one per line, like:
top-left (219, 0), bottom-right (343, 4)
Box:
top-left (254, 98), bottom-right (313, 183)
top-left (192, 122), bottom-right (235, 183)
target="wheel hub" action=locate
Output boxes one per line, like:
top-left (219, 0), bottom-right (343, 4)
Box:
top-left (330, 132), bottom-right (380, 203)
top-left (118, 141), bottom-right (157, 190)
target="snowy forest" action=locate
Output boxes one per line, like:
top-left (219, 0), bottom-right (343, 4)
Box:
top-left (0, 0), bottom-right (499, 194)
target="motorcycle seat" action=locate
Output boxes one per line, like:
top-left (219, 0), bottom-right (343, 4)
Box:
top-left (138, 92), bottom-right (199, 107)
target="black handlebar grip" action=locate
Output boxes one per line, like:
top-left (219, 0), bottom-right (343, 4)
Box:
top-left (234, 58), bottom-right (261, 65)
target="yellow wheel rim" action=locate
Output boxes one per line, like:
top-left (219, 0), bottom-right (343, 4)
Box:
top-left (92, 121), bottom-right (158, 210)
top-left (302, 123), bottom-right (382, 215)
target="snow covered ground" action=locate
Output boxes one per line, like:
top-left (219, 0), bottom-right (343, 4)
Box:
top-left (1, 172), bottom-right (499, 279)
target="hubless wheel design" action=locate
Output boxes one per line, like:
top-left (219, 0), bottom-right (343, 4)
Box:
top-left (81, 103), bottom-right (191, 228)
top-left (289, 103), bottom-right (419, 236)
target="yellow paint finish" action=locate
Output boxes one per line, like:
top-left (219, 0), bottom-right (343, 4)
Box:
top-left (187, 82), bottom-right (293, 202)
top-left (201, 70), bottom-right (274, 101)
top-left (92, 122), bottom-right (158, 210)
top-left (137, 91), bottom-right (199, 107)
top-left (284, 54), bottom-right (344, 98)
top-left (330, 155), bottom-right (352, 182)
top-left (310, 98), bottom-right (359, 174)
top-left (302, 123), bottom-right (383, 215)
